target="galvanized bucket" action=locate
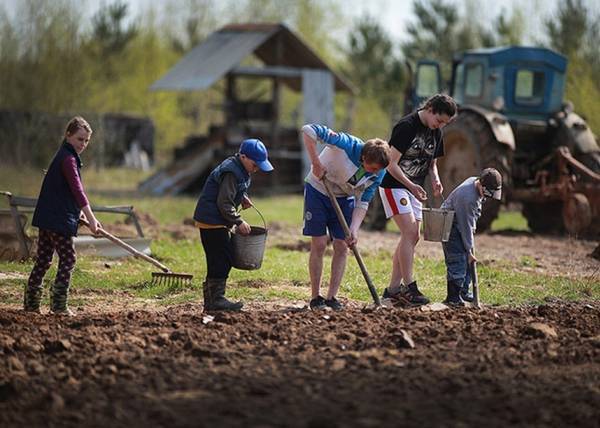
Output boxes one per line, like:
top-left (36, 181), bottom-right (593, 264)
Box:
top-left (422, 207), bottom-right (455, 242)
top-left (231, 206), bottom-right (268, 270)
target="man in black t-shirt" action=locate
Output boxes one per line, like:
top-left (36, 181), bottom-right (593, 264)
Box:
top-left (379, 94), bottom-right (457, 306)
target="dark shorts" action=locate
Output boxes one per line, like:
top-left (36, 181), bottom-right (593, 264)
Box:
top-left (302, 183), bottom-right (354, 240)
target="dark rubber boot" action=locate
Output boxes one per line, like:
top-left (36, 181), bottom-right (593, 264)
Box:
top-left (202, 280), bottom-right (212, 309)
top-left (205, 279), bottom-right (243, 312)
top-left (443, 280), bottom-right (465, 307)
top-left (51, 283), bottom-right (75, 316)
top-left (23, 284), bottom-right (43, 313)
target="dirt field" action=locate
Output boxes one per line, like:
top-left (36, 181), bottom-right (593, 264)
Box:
top-left (0, 300), bottom-right (599, 427)
top-left (1, 225), bottom-right (599, 427)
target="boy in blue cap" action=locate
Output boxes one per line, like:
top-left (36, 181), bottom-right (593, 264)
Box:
top-left (194, 139), bottom-right (273, 311)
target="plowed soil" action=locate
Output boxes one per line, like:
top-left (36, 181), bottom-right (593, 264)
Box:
top-left (1, 301), bottom-right (599, 427)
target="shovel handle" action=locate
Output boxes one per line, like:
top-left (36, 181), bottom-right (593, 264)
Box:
top-left (79, 218), bottom-right (170, 273)
top-left (471, 260), bottom-right (480, 309)
top-left (322, 177), bottom-right (381, 306)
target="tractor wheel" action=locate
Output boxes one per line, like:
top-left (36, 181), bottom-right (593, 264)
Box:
top-left (562, 193), bottom-right (592, 236)
top-left (522, 201), bottom-right (564, 235)
top-left (439, 110), bottom-right (512, 231)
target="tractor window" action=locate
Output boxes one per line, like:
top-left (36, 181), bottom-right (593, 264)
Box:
top-left (515, 70), bottom-right (545, 105)
top-left (465, 63), bottom-right (483, 98)
top-left (416, 64), bottom-right (440, 97)
top-left (453, 63), bottom-right (464, 96)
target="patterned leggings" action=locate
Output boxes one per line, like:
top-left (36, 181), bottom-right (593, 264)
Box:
top-left (27, 229), bottom-right (77, 287)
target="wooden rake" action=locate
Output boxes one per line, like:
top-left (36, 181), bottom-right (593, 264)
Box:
top-left (322, 177), bottom-right (381, 306)
top-left (79, 218), bottom-right (193, 287)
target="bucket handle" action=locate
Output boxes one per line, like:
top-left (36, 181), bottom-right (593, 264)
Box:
top-left (237, 204), bottom-right (267, 230)
top-left (425, 191), bottom-right (446, 209)
top-left (251, 204), bottom-right (267, 230)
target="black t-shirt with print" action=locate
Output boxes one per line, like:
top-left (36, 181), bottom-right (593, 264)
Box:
top-left (381, 111), bottom-right (444, 189)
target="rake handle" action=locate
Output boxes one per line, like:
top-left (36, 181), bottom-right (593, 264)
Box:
top-left (322, 177), bottom-right (381, 306)
top-left (471, 260), bottom-right (480, 309)
top-left (79, 218), bottom-right (170, 273)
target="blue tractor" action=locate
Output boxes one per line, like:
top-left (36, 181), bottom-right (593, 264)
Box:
top-left (399, 46), bottom-right (600, 236)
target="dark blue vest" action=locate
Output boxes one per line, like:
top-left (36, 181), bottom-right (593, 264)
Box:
top-left (32, 141), bottom-right (83, 237)
top-left (193, 156), bottom-right (250, 226)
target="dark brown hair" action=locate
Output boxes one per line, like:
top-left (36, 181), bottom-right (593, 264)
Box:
top-left (362, 138), bottom-right (390, 167)
top-left (65, 116), bottom-right (92, 136)
top-left (420, 94), bottom-right (457, 117)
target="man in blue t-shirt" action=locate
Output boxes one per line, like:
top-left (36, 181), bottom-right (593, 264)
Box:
top-left (302, 124), bottom-right (390, 310)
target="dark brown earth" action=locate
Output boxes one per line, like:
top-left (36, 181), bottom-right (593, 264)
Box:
top-left (1, 301), bottom-right (599, 427)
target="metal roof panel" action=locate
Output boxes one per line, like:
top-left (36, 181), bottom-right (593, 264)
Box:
top-left (150, 29), bottom-right (275, 91)
top-left (150, 23), bottom-right (354, 93)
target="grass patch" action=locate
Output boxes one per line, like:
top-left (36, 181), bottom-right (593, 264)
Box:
top-left (1, 166), bottom-right (595, 308)
top-left (491, 209), bottom-right (529, 232)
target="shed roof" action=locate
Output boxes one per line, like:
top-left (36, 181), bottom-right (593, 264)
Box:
top-left (151, 23), bottom-right (353, 93)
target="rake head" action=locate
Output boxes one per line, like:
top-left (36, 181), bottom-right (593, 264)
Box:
top-left (150, 271), bottom-right (194, 287)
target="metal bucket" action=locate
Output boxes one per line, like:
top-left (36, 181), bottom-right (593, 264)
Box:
top-left (422, 208), bottom-right (455, 242)
top-left (231, 206), bottom-right (268, 270)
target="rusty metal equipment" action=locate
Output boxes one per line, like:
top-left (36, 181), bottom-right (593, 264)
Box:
top-left (511, 146), bottom-right (600, 236)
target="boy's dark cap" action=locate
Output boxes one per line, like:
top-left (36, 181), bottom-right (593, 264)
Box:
top-left (480, 168), bottom-right (502, 200)
top-left (240, 139), bottom-right (273, 172)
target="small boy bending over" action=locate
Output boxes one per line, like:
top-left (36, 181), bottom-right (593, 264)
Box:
top-left (441, 168), bottom-right (502, 306)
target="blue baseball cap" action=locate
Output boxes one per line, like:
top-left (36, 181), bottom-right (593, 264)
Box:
top-left (239, 138), bottom-right (273, 172)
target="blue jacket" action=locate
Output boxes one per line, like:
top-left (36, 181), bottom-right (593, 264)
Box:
top-left (32, 141), bottom-right (83, 237)
top-left (193, 156), bottom-right (250, 226)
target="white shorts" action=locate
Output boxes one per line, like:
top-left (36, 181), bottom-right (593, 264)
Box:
top-left (378, 187), bottom-right (423, 221)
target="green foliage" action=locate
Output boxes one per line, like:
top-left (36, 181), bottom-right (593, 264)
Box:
top-left (490, 210), bottom-right (529, 232)
top-left (564, 57), bottom-right (600, 136)
top-left (91, 1), bottom-right (138, 57)
top-left (0, 0), bottom-right (598, 162)
top-left (401, 0), bottom-right (496, 79)
top-left (544, 0), bottom-right (600, 135)
top-left (347, 97), bottom-right (392, 140)
top-left (343, 17), bottom-right (405, 117)
top-left (495, 7), bottom-right (526, 45)
top-left (545, 0), bottom-right (588, 57)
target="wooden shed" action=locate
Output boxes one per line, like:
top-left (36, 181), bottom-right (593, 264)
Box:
top-left (140, 23), bottom-right (354, 195)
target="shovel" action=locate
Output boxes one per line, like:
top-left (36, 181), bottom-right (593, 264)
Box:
top-left (321, 177), bottom-right (381, 306)
top-left (79, 218), bottom-right (193, 286)
top-left (471, 260), bottom-right (480, 309)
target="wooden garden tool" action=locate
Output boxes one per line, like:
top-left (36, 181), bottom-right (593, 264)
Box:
top-left (471, 260), bottom-right (480, 309)
top-left (79, 218), bottom-right (193, 286)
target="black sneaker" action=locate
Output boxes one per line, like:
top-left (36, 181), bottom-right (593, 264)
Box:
top-left (401, 281), bottom-right (430, 306)
top-left (325, 297), bottom-right (343, 311)
top-left (309, 295), bottom-right (327, 310)
top-left (382, 286), bottom-right (402, 301)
